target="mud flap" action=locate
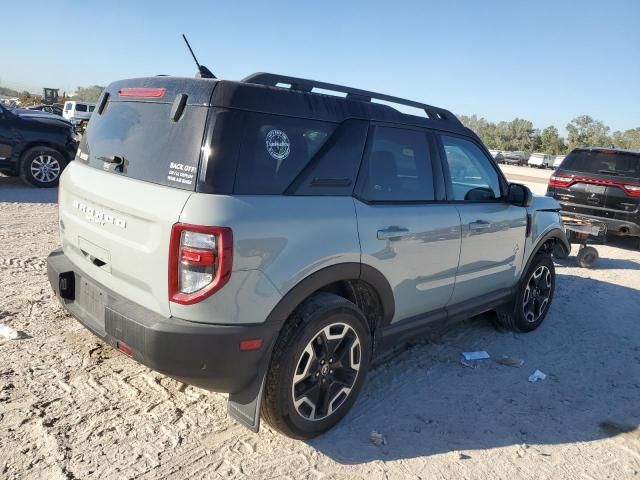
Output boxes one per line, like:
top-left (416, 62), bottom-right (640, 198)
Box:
top-left (227, 339), bottom-right (275, 432)
top-left (227, 372), bottom-right (266, 432)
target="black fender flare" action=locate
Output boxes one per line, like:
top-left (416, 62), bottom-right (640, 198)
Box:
top-left (522, 227), bottom-right (569, 276)
top-left (228, 262), bottom-right (395, 431)
top-left (264, 262), bottom-right (395, 328)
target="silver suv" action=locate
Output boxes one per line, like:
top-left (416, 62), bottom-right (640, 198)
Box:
top-left (47, 73), bottom-right (568, 439)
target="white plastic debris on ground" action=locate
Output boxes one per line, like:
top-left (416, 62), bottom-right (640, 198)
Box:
top-left (462, 351), bottom-right (490, 361)
top-left (528, 369), bottom-right (547, 383)
top-left (370, 431), bottom-right (386, 446)
top-left (0, 323), bottom-right (20, 340)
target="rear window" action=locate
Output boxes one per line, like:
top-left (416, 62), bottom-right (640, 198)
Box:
top-left (234, 113), bottom-right (335, 194)
top-left (65, 103), bottom-right (72, 111)
top-left (563, 150), bottom-right (640, 178)
top-left (80, 100), bottom-right (207, 190)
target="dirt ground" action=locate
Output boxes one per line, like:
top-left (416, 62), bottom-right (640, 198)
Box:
top-left (1, 172), bottom-right (639, 480)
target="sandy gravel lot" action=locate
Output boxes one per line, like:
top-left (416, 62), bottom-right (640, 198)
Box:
top-left (1, 173), bottom-right (639, 480)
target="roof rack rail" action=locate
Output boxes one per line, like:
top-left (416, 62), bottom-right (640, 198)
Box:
top-left (242, 72), bottom-right (461, 125)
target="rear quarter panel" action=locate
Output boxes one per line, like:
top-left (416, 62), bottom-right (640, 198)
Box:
top-left (173, 195), bottom-right (361, 324)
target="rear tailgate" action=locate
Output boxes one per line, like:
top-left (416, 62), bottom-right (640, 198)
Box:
top-left (58, 77), bottom-right (217, 317)
top-left (550, 149), bottom-right (640, 218)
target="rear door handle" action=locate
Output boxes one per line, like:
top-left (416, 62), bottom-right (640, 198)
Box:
top-left (469, 220), bottom-right (492, 231)
top-left (377, 227), bottom-right (411, 240)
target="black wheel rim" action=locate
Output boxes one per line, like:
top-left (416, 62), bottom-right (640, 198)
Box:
top-left (523, 265), bottom-right (552, 323)
top-left (291, 322), bottom-right (361, 421)
top-left (30, 154), bottom-right (61, 183)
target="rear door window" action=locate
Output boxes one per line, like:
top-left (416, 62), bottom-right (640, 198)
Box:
top-left (80, 100), bottom-right (208, 191)
top-left (234, 113), bottom-right (335, 194)
top-left (358, 126), bottom-right (435, 202)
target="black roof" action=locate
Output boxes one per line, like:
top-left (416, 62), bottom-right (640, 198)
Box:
top-left (104, 73), bottom-right (473, 136)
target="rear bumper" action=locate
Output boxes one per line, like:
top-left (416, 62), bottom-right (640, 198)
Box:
top-left (47, 248), bottom-right (279, 393)
top-left (557, 206), bottom-right (640, 236)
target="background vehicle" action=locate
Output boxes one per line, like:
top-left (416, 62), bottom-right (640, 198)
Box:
top-left (25, 104), bottom-right (64, 116)
top-left (548, 147), bottom-right (640, 245)
top-left (0, 103), bottom-right (78, 186)
top-left (502, 151), bottom-right (530, 165)
top-left (528, 152), bottom-right (555, 169)
top-left (489, 149), bottom-right (505, 163)
top-left (47, 73), bottom-right (567, 439)
top-left (62, 101), bottom-right (95, 124)
top-left (553, 154), bottom-right (566, 169)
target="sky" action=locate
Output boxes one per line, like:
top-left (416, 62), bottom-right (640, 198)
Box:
top-left (2, 0), bottom-right (639, 134)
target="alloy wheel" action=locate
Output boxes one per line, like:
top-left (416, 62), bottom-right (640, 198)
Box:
top-left (522, 265), bottom-right (552, 323)
top-left (291, 322), bottom-right (361, 421)
top-left (30, 154), bottom-right (61, 183)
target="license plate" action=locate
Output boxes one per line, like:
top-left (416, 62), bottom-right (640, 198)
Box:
top-left (585, 184), bottom-right (606, 194)
top-left (78, 279), bottom-right (106, 330)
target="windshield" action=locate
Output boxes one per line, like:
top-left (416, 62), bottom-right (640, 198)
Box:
top-left (564, 150), bottom-right (640, 178)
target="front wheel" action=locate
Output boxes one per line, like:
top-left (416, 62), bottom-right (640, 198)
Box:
top-left (20, 146), bottom-right (66, 187)
top-left (261, 293), bottom-right (371, 439)
top-left (496, 253), bottom-right (556, 332)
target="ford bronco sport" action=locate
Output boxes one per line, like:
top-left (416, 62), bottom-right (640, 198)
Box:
top-left (47, 73), bottom-right (568, 439)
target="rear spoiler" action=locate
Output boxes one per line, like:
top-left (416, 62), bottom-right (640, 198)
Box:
top-left (101, 77), bottom-right (217, 107)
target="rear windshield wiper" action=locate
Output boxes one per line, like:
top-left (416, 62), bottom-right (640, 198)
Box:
top-left (598, 170), bottom-right (621, 176)
top-left (97, 155), bottom-right (126, 166)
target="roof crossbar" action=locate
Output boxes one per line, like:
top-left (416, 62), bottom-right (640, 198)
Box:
top-left (242, 72), bottom-right (461, 125)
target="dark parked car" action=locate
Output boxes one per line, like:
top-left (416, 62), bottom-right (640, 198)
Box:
top-left (0, 104), bottom-right (79, 187)
top-left (25, 104), bottom-right (64, 116)
top-left (547, 147), bottom-right (640, 245)
top-left (502, 151), bottom-right (529, 166)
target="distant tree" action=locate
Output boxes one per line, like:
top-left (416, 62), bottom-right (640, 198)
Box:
top-left (0, 86), bottom-right (20, 97)
top-left (73, 85), bottom-right (105, 102)
top-left (540, 126), bottom-right (567, 155)
top-left (611, 128), bottom-right (640, 150)
top-left (566, 115), bottom-right (611, 150)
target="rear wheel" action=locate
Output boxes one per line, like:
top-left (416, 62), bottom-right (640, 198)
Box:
top-left (577, 246), bottom-right (598, 268)
top-left (496, 253), bottom-right (555, 332)
top-left (20, 146), bottom-right (66, 187)
top-left (261, 292), bottom-right (371, 439)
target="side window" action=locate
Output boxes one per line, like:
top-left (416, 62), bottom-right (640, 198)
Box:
top-left (441, 135), bottom-right (501, 201)
top-left (359, 126), bottom-right (434, 202)
top-left (76, 104), bottom-right (88, 112)
top-left (234, 113), bottom-right (335, 194)
top-left (88, 105), bottom-right (95, 112)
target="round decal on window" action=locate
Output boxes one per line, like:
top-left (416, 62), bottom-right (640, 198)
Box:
top-left (265, 129), bottom-right (290, 161)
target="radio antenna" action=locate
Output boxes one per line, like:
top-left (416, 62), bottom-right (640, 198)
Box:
top-left (182, 34), bottom-right (216, 79)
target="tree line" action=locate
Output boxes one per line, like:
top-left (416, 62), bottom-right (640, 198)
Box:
top-left (458, 114), bottom-right (640, 154)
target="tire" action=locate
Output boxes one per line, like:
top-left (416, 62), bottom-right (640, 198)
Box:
top-left (552, 241), bottom-right (570, 260)
top-left (577, 246), bottom-right (598, 268)
top-left (496, 253), bottom-right (555, 332)
top-left (20, 146), bottom-right (66, 188)
top-left (261, 292), bottom-right (372, 439)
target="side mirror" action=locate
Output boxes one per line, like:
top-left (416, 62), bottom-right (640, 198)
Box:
top-left (507, 183), bottom-right (533, 207)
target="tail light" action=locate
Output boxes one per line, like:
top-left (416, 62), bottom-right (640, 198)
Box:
top-left (623, 184), bottom-right (640, 197)
top-left (169, 223), bottom-right (233, 305)
top-left (549, 174), bottom-right (573, 187)
top-left (549, 173), bottom-right (640, 197)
